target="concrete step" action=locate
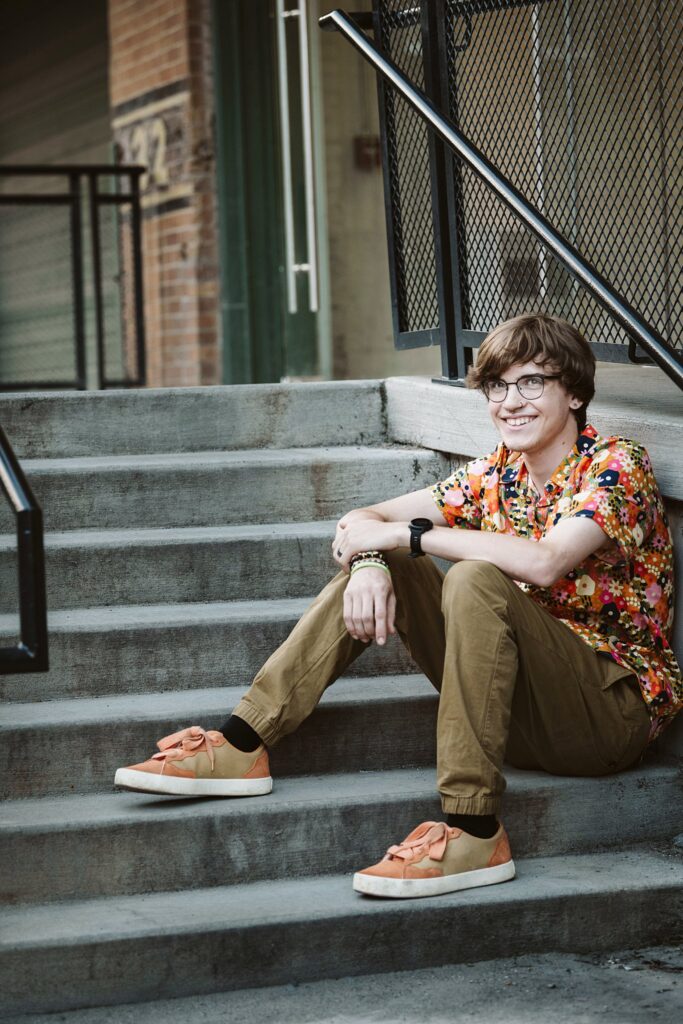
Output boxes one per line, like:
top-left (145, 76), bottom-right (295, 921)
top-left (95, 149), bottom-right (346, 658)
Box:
top-left (0, 522), bottom-right (338, 612)
top-left (0, 381), bottom-right (385, 458)
top-left (1, 762), bottom-right (679, 905)
top-left (2, 848), bottom-right (681, 1014)
top-left (0, 600), bottom-right (416, 703)
top-left (5, 944), bottom-right (681, 1024)
top-left (23, 446), bottom-right (447, 531)
top-left (0, 675), bottom-right (436, 797)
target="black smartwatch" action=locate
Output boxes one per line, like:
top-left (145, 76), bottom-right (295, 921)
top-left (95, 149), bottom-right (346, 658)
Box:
top-left (409, 517), bottom-right (433, 558)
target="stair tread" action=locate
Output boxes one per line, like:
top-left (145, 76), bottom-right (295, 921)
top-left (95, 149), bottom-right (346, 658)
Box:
top-left (0, 596), bottom-right (317, 634)
top-left (0, 674), bottom-right (435, 728)
top-left (2, 847), bottom-right (681, 947)
top-left (1, 762), bottom-right (678, 832)
top-left (0, 520), bottom-right (338, 550)
top-left (23, 444), bottom-right (431, 472)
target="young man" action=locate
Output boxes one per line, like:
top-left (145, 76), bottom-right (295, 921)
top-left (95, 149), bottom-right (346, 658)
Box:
top-left (115, 314), bottom-right (682, 899)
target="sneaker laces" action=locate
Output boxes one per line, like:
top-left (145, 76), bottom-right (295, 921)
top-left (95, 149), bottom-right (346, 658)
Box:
top-left (385, 821), bottom-right (456, 863)
top-left (151, 726), bottom-right (218, 774)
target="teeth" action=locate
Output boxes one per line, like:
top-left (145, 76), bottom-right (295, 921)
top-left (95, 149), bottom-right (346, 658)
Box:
top-left (506, 417), bottom-right (535, 426)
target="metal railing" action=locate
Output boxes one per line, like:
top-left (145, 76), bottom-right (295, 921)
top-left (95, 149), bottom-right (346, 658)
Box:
top-left (0, 427), bottom-right (48, 674)
top-left (0, 165), bottom-right (146, 391)
top-left (321, 7), bottom-right (683, 390)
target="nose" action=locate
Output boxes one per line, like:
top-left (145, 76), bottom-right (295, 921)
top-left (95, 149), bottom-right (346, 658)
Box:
top-left (500, 383), bottom-right (525, 411)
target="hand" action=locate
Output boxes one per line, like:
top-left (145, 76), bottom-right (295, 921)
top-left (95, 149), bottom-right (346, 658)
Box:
top-left (343, 567), bottom-right (397, 646)
top-left (332, 519), bottom-right (407, 571)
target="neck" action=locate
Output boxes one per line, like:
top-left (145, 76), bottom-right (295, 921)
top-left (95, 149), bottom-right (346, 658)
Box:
top-left (523, 422), bottom-right (580, 493)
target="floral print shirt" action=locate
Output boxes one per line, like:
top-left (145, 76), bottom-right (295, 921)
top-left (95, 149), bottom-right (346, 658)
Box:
top-left (431, 424), bottom-right (681, 741)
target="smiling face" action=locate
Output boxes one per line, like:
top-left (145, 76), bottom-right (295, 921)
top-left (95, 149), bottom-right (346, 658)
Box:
top-left (486, 359), bottom-right (583, 458)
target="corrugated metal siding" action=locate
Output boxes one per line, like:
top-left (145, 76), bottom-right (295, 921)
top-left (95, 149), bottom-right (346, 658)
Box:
top-left (0, 0), bottom-right (111, 386)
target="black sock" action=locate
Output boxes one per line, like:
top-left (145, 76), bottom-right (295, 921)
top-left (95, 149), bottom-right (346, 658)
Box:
top-left (219, 715), bottom-right (263, 753)
top-left (446, 812), bottom-right (499, 839)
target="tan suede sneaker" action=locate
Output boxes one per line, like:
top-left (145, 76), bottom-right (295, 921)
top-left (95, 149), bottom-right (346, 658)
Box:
top-left (114, 726), bottom-right (272, 797)
top-left (353, 820), bottom-right (515, 898)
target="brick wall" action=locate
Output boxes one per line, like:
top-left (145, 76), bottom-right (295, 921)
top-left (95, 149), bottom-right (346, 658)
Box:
top-left (108, 0), bottom-right (220, 386)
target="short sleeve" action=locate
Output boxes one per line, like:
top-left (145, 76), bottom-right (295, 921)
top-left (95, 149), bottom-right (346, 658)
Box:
top-left (431, 455), bottom-right (493, 530)
top-left (563, 442), bottom-right (657, 562)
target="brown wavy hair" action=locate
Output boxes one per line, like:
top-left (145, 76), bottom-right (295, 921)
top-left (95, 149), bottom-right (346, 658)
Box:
top-left (466, 313), bottom-right (596, 430)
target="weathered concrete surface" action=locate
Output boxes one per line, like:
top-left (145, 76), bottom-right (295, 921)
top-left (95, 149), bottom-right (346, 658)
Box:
top-left (0, 676), bottom-right (436, 798)
top-left (0, 522), bottom-right (338, 612)
top-left (4, 944), bottom-right (681, 1024)
top-left (0, 376), bottom-right (680, 1017)
top-left (1, 849), bottom-right (681, 1015)
top-left (0, 600), bottom-right (415, 702)
top-left (22, 446), bottom-right (448, 532)
top-left (1, 762), bottom-right (680, 905)
top-left (0, 381), bottom-right (386, 458)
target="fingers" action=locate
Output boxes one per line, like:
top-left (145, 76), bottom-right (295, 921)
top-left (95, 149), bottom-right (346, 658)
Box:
top-left (375, 587), bottom-right (398, 646)
top-left (387, 591), bottom-right (397, 636)
top-left (343, 585), bottom-right (371, 642)
top-left (352, 591), bottom-right (374, 643)
top-left (342, 577), bottom-right (397, 645)
top-left (374, 592), bottom-right (388, 646)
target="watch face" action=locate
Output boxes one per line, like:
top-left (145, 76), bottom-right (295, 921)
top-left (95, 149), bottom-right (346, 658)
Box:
top-left (411, 518), bottom-right (433, 530)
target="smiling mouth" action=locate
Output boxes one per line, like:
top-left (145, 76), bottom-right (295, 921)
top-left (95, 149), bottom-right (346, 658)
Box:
top-left (503, 416), bottom-right (537, 427)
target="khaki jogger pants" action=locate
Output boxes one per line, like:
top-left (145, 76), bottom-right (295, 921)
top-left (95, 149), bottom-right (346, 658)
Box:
top-left (232, 551), bottom-right (652, 815)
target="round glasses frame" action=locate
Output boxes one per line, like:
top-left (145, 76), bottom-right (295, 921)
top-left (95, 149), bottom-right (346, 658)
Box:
top-left (482, 374), bottom-right (560, 402)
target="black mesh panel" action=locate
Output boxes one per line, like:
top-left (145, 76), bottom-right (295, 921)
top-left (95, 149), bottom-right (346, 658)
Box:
top-left (379, 1), bottom-right (440, 335)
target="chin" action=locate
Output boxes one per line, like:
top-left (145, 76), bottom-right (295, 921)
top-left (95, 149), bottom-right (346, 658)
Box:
top-left (498, 422), bottom-right (540, 445)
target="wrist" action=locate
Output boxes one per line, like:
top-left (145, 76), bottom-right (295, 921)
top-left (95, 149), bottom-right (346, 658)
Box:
top-left (396, 523), bottom-right (411, 548)
top-left (408, 517), bottom-right (434, 557)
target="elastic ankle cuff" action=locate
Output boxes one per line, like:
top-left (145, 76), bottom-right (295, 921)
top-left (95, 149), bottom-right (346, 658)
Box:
top-left (440, 794), bottom-right (502, 816)
top-left (230, 699), bottom-right (279, 747)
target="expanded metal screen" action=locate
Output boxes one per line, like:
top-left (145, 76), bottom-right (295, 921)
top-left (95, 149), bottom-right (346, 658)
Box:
top-left (376, 0), bottom-right (683, 366)
top-left (377, 0), bottom-right (440, 345)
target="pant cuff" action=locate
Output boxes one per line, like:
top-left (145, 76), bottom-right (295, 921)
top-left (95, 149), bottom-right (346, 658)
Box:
top-left (440, 793), bottom-right (502, 815)
top-left (230, 698), bottom-right (281, 748)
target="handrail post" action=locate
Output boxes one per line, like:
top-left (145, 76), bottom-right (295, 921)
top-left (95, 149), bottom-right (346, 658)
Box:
top-left (0, 426), bottom-right (48, 675)
top-left (69, 171), bottom-right (87, 390)
top-left (423, 0), bottom-right (461, 381)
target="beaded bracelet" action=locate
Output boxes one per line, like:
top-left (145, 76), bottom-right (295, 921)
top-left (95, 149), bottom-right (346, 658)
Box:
top-left (349, 550), bottom-right (388, 568)
top-left (350, 559), bottom-right (391, 577)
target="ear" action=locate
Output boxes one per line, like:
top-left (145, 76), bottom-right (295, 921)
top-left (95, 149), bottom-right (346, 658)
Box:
top-left (569, 396), bottom-right (582, 410)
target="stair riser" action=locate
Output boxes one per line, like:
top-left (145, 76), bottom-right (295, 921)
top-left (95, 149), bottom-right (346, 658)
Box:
top-left (27, 451), bottom-right (446, 531)
top-left (2, 887), bottom-right (680, 1014)
top-left (3, 767), bottom-right (679, 905)
top-left (0, 618), bottom-right (414, 703)
top-left (0, 383), bottom-right (385, 458)
top-left (0, 532), bottom-right (336, 612)
top-left (0, 690), bottom-right (437, 799)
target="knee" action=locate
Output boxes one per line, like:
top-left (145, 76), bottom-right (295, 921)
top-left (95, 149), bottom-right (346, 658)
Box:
top-left (441, 560), bottom-right (507, 607)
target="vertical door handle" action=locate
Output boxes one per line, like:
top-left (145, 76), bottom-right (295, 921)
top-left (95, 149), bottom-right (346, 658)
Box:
top-left (297, 0), bottom-right (319, 312)
top-left (276, 1), bottom-right (319, 314)
top-left (276, 0), bottom-right (298, 313)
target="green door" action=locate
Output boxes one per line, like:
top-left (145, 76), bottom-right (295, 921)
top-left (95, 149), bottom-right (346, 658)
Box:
top-left (214, 0), bottom-right (320, 384)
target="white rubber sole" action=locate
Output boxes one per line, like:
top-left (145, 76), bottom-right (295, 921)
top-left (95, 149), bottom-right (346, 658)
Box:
top-left (114, 767), bottom-right (273, 797)
top-left (352, 859), bottom-right (516, 898)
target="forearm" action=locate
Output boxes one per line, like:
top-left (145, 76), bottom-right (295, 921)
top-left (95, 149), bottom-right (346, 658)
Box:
top-left (401, 524), bottom-right (555, 587)
top-left (337, 509), bottom-right (608, 585)
top-left (338, 507), bottom-right (386, 526)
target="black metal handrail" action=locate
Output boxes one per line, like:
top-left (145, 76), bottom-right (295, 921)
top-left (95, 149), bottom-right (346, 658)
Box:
top-left (0, 427), bottom-right (48, 674)
top-left (321, 9), bottom-right (683, 391)
top-left (0, 164), bottom-right (146, 391)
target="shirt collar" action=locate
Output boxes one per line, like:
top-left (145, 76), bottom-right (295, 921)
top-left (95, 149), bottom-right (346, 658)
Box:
top-left (506, 424), bottom-right (600, 498)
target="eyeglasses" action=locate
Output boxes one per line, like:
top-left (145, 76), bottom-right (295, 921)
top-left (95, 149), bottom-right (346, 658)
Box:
top-left (482, 374), bottom-right (560, 402)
